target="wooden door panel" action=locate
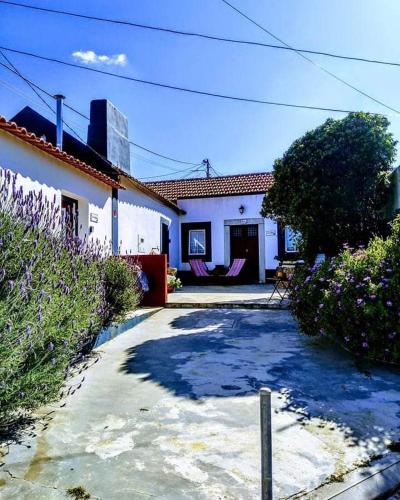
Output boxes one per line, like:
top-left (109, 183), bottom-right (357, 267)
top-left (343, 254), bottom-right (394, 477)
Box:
top-left (230, 225), bottom-right (259, 281)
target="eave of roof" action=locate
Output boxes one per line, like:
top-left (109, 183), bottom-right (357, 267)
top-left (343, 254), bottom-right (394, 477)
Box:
top-left (116, 167), bottom-right (185, 215)
top-left (0, 116), bottom-right (123, 190)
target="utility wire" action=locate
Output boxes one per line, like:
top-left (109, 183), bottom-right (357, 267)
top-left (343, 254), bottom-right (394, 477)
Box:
top-left (129, 142), bottom-right (198, 165)
top-left (0, 59), bottom-right (200, 166)
top-left (221, 0), bottom-right (400, 115)
top-left (2, 0), bottom-right (400, 69)
top-left (0, 46), bottom-right (360, 114)
top-left (138, 164), bottom-right (202, 180)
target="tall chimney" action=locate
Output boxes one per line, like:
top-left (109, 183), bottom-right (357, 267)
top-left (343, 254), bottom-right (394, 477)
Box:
top-left (54, 94), bottom-right (65, 150)
top-left (87, 100), bottom-right (130, 173)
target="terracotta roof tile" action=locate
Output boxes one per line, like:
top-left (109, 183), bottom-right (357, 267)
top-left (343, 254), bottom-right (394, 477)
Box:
top-left (145, 172), bottom-right (274, 201)
top-left (0, 116), bottom-right (122, 189)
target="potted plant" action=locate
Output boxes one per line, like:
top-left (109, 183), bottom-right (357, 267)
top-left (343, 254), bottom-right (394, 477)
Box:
top-left (167, 274), bottom-right (182, 293)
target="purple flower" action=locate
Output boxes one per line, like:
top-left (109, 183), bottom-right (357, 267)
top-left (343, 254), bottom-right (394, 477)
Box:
top-left (344, 336), bottom-right (351, 342)
top-left (386, 300), bottom-right (393, 307)
top-left (356, 298), bottom-right (364, 306)
top-left (48, 342), bottom-right (55, 351)
top-left (362, 342), bottom-right (369, 349)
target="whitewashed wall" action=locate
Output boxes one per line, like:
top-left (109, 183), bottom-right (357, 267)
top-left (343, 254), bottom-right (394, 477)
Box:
top-left (0, 131), bottom-right (112, 247)
top-left (118, 178), bottom-right (180, 267)
top-left (177, 194), bottom-right (278, 274)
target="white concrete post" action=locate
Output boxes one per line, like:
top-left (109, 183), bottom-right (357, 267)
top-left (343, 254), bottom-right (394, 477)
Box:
top-left (260, 387), bottom-right (273, 500)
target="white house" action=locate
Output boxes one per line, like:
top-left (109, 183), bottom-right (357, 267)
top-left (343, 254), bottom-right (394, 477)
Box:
top-left (146, 174), bottom-right (297, 282)
top-left (0, 115), bottom-right (117, 245)
top-left (2, 99), bottom-right (298, 283)
top-left (7, 103), bottom-right (182, 264)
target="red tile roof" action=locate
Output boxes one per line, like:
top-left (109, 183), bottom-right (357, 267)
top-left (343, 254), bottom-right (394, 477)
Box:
top-left (145, 172), bottom-right (274, 201)
top-left (0, 116), bottom-right (122, 189)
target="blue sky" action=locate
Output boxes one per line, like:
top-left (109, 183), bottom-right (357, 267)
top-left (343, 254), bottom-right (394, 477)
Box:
top-left (1, 0), bottom-right (400, 180)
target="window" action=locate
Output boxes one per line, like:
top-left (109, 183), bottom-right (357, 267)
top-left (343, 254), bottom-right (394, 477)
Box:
top-left (181, 222), bottom-right (211, 262)
top-left (284, 226), bottom-right (299, 253)
top-left (189, 229), bottom-right (206, 255)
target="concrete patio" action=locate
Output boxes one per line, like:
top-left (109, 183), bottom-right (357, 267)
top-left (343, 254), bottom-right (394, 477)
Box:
top-left (167, 284), bottom-right (288, 309)
top-left (1, 307), bottom-right (400, 499)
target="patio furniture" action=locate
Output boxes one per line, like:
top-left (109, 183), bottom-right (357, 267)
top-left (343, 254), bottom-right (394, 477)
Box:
top-left (267, 262), bottom-right (296, 305)
top-left (189, 259), bottom-right (212, 277)
top-left (225, 258), bottom-right (247, 277)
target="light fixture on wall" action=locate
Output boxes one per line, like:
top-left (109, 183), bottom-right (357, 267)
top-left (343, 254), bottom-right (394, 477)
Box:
top-left (239, 204), bottom-right (245, 215)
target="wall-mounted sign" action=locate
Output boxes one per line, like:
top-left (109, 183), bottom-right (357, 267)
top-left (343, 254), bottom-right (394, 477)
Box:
top-left (90, 213), bottom-right (99, 223)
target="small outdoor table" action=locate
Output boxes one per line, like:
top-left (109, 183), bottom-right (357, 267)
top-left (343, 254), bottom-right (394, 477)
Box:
top-left (267, 274), bottom-right (292, 304)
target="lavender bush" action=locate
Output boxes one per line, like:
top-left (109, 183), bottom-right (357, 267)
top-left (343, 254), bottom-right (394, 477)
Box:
top-left (291, 216), bottom-right (400, 363)
top-left (0, 170), bottom-right (139, 428)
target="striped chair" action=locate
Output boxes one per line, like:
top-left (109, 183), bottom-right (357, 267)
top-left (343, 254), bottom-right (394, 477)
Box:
top-left (189, 259), bottom-right (211, 278)
top-left (225, 258), bottom-right (247, 278)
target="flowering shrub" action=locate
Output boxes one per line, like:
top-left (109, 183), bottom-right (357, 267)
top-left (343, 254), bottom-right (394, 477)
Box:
top-left (0, 171), bottom-right (139, 427)
top-left (291, 216), bottom-right (400, 363)
top-left (102, 257), bottom-right (141, 323)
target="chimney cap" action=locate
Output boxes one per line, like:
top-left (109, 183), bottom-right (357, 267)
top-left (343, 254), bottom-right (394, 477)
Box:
top-left (53, 94), bottom-right (65, 100)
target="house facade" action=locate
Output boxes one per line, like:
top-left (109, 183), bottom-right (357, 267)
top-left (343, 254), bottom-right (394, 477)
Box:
top-left (1, 99), bottom-right (296, 282)
top-left (146, 174), bottom-right (285, 282)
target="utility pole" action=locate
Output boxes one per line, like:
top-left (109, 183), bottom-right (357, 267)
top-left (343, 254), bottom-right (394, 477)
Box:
top-left (202, 158), bottom-right (211, 178)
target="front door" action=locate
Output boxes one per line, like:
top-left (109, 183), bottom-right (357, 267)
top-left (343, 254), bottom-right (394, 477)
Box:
top-left (230, 224), bottom-right (259, 281)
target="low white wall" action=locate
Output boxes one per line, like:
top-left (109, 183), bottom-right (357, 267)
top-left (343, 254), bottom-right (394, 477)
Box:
top-left (118, 178), bottom-right (180, 267)
top-left (0, 131), bottom-right (112, 248)
top-left (177, 194), bottom-right (278, 273)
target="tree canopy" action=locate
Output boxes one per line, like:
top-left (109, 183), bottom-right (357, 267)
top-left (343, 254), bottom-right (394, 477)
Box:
top-left (261, 112), bottom-right (397, 259)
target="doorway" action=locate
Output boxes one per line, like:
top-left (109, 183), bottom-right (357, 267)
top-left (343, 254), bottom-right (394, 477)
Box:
top-left (230, 224), bottom-right (259, 281)
top-left (161, 222), bottom-right (170, 263)
top-left (61, 194), bottom-right (78, 237)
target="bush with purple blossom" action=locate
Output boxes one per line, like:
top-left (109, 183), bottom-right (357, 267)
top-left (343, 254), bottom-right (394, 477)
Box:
top-left (0, 170), bottom-right (140, 428)
top-left (291, 216), bottom-right (400, 363)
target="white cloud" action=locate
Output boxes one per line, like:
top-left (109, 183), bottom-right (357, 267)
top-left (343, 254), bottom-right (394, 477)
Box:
top-left (72, 50), bottom-right (127, 66)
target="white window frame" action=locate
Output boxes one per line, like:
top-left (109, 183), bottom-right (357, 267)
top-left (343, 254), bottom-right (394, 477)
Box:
top-left (188, 229), bottom-right (206, 256)
top-left (284, 226), bottom-right (298, 253)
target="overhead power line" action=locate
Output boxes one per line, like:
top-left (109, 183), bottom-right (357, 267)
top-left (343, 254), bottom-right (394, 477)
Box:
top-left (138, 164), bottom-right (202, 180)
top-left (0, 59), bottom-right (200, 166)
top-left (0, 46), bottom-right (362, 114)
top-left (2, 0), bottom-right (400, 69)
top-left (221, 0), bottom-right (400, 115)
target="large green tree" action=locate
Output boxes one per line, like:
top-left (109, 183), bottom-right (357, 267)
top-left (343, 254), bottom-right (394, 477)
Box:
top-left (261, 112), bottom-right (397, 259)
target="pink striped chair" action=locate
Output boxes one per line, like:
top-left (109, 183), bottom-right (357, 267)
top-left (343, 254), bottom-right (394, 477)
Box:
top-left (189, 259), bottom-right (211, 277)
top-left (225, 258), bottom-right (247, 277)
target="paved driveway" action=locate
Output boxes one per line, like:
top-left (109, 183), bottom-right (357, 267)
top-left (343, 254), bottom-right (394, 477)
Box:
top-left (2, 308), bottom-right (400, 499)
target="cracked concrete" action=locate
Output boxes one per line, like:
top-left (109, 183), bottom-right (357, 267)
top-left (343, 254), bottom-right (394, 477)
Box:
top-left (1, 308), bottom-right (400, 499)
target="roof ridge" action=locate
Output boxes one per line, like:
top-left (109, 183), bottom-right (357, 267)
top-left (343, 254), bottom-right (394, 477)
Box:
top-left (145, 171), bottom-right (273, 185)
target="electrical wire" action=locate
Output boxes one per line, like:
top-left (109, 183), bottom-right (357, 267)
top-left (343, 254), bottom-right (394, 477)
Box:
top-left (0, 59), bottom-right (200, 166)
top-left (2, 0), bottom-right (400, 69)
top-left (0, 46), bottom-right (360, 114)
top-left (138, 165), bottom-right (203, 180)
top-left (221, 0), bottom-right (400, 115)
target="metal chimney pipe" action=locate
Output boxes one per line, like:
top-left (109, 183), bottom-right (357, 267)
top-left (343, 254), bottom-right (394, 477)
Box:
top-left (54, 94), bottom-right (65, 150)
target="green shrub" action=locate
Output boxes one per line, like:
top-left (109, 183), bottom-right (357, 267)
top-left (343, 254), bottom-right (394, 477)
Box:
top-left (102, 257), bottom-right (141, 324)
top-left (0, 171), bottom-right (140, 428)
top-left (291, 216), bottom-right (400, 362)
